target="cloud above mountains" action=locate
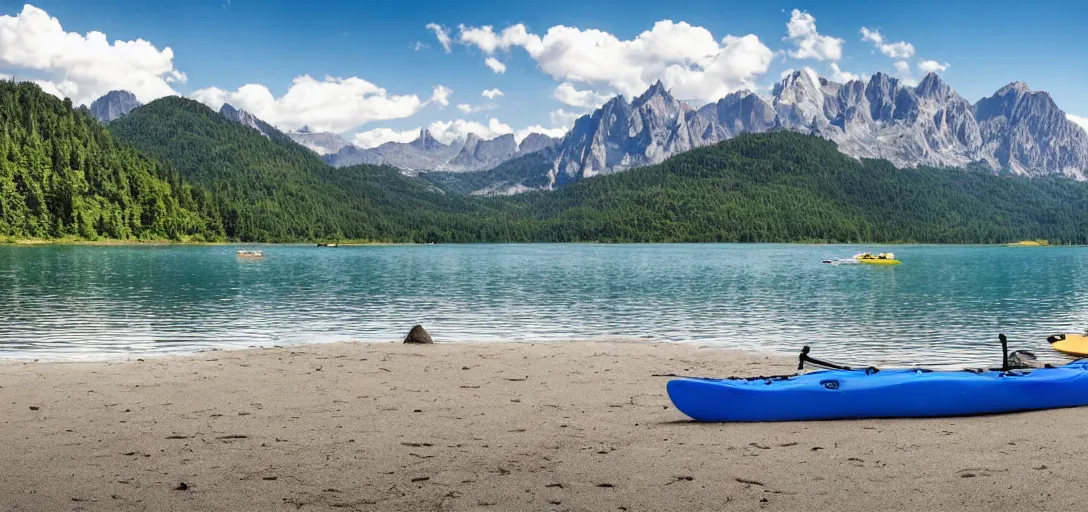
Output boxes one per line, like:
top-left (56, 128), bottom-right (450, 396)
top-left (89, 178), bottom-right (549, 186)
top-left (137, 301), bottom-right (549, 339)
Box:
top-left (1069, 114), bottom-right (1088, 135)
top-left (0, 3), bottom-right (978, 150)
top-left (785, 9), bottom-right (843, 61)
top-left (190, 76), bottom-right (443, 134)
top-left (0, 4), bottom-right (184, 105)
top-left (452, 20), bottom-right (775, 103)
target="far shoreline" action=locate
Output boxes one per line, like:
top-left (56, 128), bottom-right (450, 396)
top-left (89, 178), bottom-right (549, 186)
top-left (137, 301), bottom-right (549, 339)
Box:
top-left (0, 238), bottom-right (1080, 248)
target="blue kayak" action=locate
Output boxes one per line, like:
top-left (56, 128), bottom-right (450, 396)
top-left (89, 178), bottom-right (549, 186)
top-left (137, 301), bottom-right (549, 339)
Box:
top-left (667, 347), bottom-right (1088, 422)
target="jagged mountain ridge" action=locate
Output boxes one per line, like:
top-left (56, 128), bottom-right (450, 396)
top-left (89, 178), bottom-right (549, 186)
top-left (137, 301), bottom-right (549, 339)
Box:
top-left (86, 71), bottom-right (1087, 192)
top-left (89, 90), bottom-right (142, 122)
top-left (218, 104), bottom-right (281, 139)
top-left (324, 128), bottom-right (560, 173)
top-left (533, 72), bottom-right (1088, 193)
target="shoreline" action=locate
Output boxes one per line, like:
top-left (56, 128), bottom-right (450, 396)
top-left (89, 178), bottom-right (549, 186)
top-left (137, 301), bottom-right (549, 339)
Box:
top-left (0, 239), bottom-right (1080, 247)
top-left (2, 340), bottom-right (1086, 511)
top-left (0, 337), bottom-right (794, 365)
top-left (0, 239), bottom-right (418, 247)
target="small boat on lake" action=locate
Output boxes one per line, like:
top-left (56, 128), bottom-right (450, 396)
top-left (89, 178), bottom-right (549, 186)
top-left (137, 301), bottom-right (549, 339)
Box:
top-left (317, 242), bottom-right (339, 247)
top-left (1008, 239), bottom-right (1049, 247)
top-left (854, 252), bottom-right (900, 265)
top-left (237, 249), bottom-right (264, 258)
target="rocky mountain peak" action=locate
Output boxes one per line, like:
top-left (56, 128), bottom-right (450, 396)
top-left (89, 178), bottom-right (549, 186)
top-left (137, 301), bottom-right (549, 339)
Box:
top-left (448, 133), bottom-right (518, 170)
top-left (633, 80), bottom-right (671, 106)
top-left (517, 132), bottom-right (560, 154)
top-left (997, 81), bottom-right (1032, 95)
top-left (343, 71), bottom-right (1088, 192)
top-left (528, 71), bottom-right (1088, 193)
top-left (410, 128), bottom-right (445, 151)
top-left (915, 72), bottom-right (952, 99)
top-left (89, 90), bottom-right (141, 123)
top-left (218, 103), bottom-right (280, 139)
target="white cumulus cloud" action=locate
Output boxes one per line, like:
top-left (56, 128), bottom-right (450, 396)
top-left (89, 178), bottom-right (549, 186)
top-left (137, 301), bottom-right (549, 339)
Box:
top-left (894, 61), bottom-right (910, 73)
top-left (484, 57), bottom-right (506, 74)
top-left (481, 88), bottom-right (504, 99)
top-left (553, 82), bottom-right (614, 108)
top-left (352, 127), bottom-right (421, 149)
top-left (455, 20), bottom-right (774, 102)
top-left (429, 84), bottom-right (452, 106)
top-left (550, 108), bottom-right (583, 128)
top-left (515, 125), bottom-right (567, 142)
top-left (427, 118), bottom-right (513, 144)
top-left (456, 103), bottom-right (498, 113)
top-left (828, 63), bottom-right (860, 83)
top-left (426, 23), bottom-right (452, 53)
top-left (860, 27), bottom-right (915, 59)
top-left (918, 60), bottom-right (950, 73)
top-left (0, 4), bottom-right (185, 105)
top-left (457, 23), bottom-right (541, 54)
top-left (785, 9), bottom-right (844, 61)
top-left (191, 75), bottom-right (433, 133)
top-left (860, 27), bottom-right (884, 44)
top-left (1067, 114), bottom-right (1088, 134)
top-left (353, 115), bottom-right (572, 149)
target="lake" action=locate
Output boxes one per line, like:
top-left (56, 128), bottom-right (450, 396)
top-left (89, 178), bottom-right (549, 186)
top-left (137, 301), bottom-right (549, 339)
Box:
top-left (0, 243), bottom-right (1085, 367)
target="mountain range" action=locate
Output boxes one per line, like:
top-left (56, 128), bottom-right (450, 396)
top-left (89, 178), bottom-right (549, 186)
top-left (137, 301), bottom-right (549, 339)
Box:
top-left (11, 77), bottom-right (1088, 246)
top-left (285, 126), bottom-right (351, 155)
top-left (323, 129), bottom-right (560, 173)
top-left (85, 70), bottom-right (1088, 196)
top-left (532, 71), bottom-right (1088, 194)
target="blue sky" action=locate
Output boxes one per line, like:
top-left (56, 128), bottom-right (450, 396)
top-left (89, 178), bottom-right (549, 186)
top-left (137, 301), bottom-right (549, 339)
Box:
top-left (2, 0), bottom-right (1087, 147)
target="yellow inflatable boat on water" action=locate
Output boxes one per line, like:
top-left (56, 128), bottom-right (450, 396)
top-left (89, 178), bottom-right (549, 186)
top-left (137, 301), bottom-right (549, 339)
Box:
top-left (1048, 333), bottom-right (1088, 357)
top-left (854, 252), bottom-right (901, 265)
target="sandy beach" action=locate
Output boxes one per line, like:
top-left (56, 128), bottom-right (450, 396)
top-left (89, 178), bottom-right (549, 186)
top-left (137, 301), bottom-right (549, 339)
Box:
top-left (1, 340), bottom-right (1085, 511)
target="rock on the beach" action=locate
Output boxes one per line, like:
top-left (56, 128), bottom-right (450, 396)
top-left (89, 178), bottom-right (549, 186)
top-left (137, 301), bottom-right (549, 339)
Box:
top-left (403, 325), bottom-right (433, 344)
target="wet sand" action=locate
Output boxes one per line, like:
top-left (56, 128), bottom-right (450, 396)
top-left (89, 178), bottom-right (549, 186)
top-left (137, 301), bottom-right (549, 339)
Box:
top-left (1, 340), bottom-right (1084, 511)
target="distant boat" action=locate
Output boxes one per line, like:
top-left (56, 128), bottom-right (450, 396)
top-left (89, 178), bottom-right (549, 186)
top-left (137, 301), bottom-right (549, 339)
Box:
top-left (237, 249), bottom-right (264, 258)
top-left (854, 252), bottom-right (900, 265)
top-left (1008, 240), bottom-right (1049, 247)
top-left (317, 242), bottom-right (339, 247)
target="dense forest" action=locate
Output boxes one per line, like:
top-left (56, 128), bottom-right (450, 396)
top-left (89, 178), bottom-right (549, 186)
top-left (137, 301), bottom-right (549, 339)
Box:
top-left (509, 133), bottom-right (1088, 244)
top-left (0, 81), bottom-right (224, 241)
top-left (106, 96), bottom-right (511, 242)
top-left (5, 80), bottom-right (1088, 245)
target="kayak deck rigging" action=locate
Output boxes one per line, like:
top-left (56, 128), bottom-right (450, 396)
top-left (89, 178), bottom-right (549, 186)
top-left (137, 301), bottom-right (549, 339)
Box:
top-left (665, 334), bottom-right (1086, 422)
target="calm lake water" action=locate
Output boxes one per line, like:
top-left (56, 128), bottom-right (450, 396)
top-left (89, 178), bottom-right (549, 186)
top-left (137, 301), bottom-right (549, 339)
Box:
top-left (0, 244), bottom-right (1085, 367)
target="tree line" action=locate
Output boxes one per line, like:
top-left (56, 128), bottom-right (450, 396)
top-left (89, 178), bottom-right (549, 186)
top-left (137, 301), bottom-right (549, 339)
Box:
top-left (5, 79), bottom-right (1088, 245)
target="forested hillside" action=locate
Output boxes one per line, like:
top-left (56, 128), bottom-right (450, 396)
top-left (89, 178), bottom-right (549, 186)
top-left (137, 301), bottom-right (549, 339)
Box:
top-left (6, 79), bottom-right (1088, 245)
top-left (509, 132), bottom-right (1088, 244)
top-left (0, 81), bottom-right (223, 241)
top-left (106, 96), bottom-right (511, 242)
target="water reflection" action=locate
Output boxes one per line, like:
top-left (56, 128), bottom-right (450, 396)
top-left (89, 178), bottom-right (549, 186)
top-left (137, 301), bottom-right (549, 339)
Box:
top-left (0, 244), bottom-right (1085, 367)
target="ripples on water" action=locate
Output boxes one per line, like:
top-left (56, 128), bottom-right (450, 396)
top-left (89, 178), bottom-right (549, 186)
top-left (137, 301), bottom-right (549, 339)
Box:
top-left (1, 243), bottom-right (1086, 368)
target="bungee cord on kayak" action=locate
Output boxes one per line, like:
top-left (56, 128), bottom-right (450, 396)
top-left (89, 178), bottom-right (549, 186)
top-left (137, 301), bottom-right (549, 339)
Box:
top-left (666, 333), bottom-right (1088, 422)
